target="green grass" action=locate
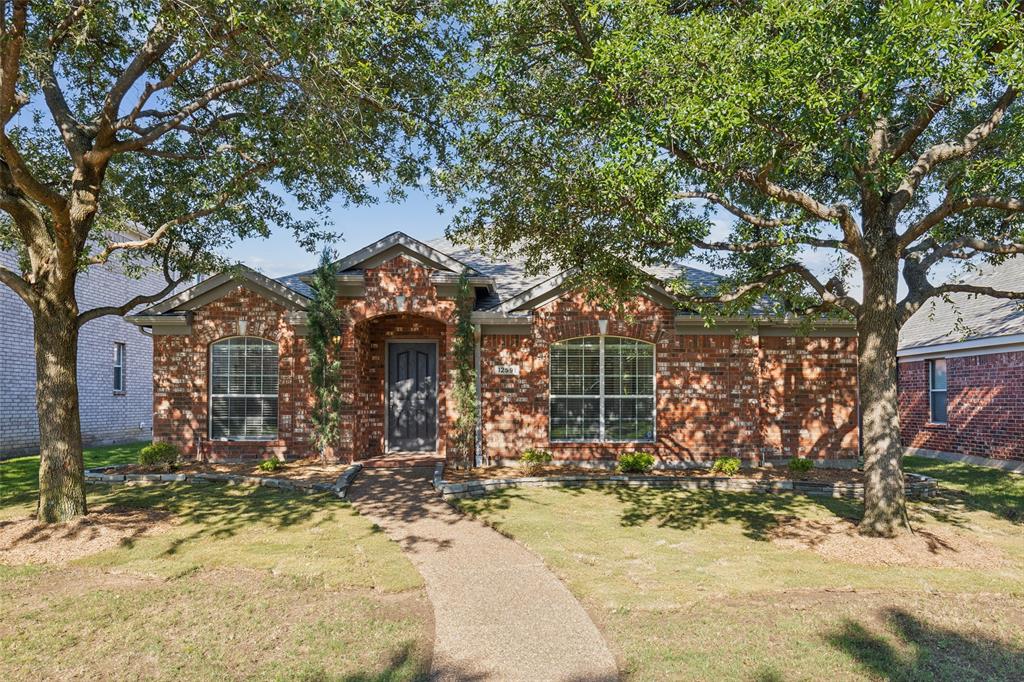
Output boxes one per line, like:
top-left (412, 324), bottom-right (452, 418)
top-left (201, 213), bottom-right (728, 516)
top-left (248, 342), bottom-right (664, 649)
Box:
top-left (0, 443), bottom-right (432, 681)
top-left (458, 457), bottom-right (1024, 681)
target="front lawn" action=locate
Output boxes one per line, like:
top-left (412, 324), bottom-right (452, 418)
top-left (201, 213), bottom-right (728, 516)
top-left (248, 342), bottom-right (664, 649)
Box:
top-left (0, 443), bottom-right (432, 681)
top-left (458, 457), bottom-right (1024, 681)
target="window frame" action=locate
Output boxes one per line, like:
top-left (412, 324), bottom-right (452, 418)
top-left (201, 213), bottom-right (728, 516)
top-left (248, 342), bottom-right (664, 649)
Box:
top-left (548, 335), bottom-right (657, 444)
top-left (208, 336), bottom-right (280, 442)
top-left (113, 342), bottom-right (126, 393)
top-left (927, 358), bottom-right (948, 425)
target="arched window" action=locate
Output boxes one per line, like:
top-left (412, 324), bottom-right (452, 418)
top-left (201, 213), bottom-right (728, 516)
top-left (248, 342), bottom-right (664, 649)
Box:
top-left (209, 337), bottom-right (279, 440)
top-left (549, 337), bottom-right (655, 442)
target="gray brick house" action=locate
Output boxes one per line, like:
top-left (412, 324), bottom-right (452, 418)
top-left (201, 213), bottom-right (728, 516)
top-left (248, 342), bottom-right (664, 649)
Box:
top-left (0, 248), bottom-right (171, 456)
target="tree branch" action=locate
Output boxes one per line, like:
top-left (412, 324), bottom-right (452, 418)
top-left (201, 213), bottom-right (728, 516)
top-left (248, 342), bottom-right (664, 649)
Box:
top-left (673, 190), bottom-right (807, 229)
top-left (899, 280), bottom-right (1024, 326)
top-left (0, 260), bottom-right (35, 306)
top-left (891, 87), bottom-right (1017, 214)
top-left (887, 91), bottom-right (949, 160)
top-left (77, 248), bottom-right (185, 325)
top-left (112, 67), bottom-right (276, 153)
top-left (898, 194), bottom-right (1024, 250)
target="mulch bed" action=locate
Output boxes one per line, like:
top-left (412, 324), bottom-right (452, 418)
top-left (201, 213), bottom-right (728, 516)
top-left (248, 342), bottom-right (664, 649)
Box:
top-left (96, 458), bottom-right (351, 485)
top-left (443, 465), bottom-right (865, 484)
top-left (0, 505), bottom-right (175, 565)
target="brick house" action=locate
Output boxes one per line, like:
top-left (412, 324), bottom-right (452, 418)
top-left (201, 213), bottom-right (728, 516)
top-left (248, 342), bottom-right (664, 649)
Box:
top-left (0, 246), bottom-right (167, 456)
top-left (898, 257), bottom-right (1024, 464)
top-left (128, 231), bottom-right (860, 466)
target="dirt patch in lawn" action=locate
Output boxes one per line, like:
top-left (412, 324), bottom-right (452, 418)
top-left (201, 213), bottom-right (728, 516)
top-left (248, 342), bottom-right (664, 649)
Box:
top-left (0, 506), bottom-right (175, 565)
top-left (99, 457), bottom-right (349, 484)
top-left (768, 515), bottom-right (1010, 569)
top-left (445, 464), bottom-right (866, 484)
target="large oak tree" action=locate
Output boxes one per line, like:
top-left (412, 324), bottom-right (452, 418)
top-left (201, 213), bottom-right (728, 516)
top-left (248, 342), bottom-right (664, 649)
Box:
top-left (0, 0), bottom-right (453, 522)
top-left (442, 0), bottom-right (1024, 535)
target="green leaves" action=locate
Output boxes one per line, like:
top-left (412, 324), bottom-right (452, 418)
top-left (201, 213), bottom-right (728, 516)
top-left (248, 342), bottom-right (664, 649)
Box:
top-left (308, 249), bottom-right (346, 456)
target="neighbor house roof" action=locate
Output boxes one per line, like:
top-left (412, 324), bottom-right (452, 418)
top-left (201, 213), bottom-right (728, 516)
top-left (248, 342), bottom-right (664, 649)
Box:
top-left (898, 256), bottom-right (1024, 358)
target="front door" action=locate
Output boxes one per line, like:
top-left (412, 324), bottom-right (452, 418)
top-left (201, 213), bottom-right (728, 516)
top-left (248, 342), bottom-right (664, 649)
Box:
top-left (387, 342), bottom-right (438, 452)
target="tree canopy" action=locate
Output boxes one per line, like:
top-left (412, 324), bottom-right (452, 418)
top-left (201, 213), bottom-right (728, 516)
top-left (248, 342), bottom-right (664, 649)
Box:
top-left (440, 0), bottom-right (1024, 536)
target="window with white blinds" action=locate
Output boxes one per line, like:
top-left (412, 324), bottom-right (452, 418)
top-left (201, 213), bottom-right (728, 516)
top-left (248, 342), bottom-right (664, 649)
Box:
top-left (209, 337), bottom-right (279, 440)
top-left (549, 337), bottom-right (655, 442)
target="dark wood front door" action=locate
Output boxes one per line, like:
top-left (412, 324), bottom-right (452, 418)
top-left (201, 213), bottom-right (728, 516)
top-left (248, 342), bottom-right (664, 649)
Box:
top-left (387, 342), bottom-right (437, 452)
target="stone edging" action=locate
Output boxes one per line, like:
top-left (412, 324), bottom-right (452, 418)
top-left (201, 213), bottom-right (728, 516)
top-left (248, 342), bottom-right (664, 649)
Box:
top-left (85, 462), bottom-right (364, 499)
top-left (432, 463), bottom-right (937, 502)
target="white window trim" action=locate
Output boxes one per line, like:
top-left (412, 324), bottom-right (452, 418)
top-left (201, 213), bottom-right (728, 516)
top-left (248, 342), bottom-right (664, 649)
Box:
top-left (548, 335), bottom-right (657, 444)
top-left (927, 358), bottom-right (948, 425)
top-left (208, 336), bottom-right (280, 442)
top-left (113, 342), bottom-right (126, 393)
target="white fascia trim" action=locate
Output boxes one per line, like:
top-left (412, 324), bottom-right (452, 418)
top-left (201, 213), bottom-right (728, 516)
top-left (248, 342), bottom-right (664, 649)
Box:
top-left (897, 333), bottom-right (1024, 361)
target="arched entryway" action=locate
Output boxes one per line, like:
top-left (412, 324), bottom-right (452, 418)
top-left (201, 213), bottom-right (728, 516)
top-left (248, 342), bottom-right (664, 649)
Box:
top-left (351, 313), bottom-right (449, 459)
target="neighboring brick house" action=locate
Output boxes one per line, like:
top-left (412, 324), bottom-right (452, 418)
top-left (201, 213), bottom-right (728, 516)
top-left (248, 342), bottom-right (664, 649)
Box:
top-left (0, 247), bottom-right (168, 456)
top-left (129, 231), bottom-right (859, 466)
top-left (898, 257), bottom-right (1024, 464)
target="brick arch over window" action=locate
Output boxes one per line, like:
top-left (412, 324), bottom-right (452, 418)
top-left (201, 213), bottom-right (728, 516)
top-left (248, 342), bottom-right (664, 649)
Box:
top-left (208, 336), bottom-right (280, 441)
top-left (548, 335), bottom-right (657, 443)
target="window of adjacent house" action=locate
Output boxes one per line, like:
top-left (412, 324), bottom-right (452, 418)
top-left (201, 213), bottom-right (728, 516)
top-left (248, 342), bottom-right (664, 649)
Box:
top-left (113, 343), bottom-right (126, 393)
top-left (209, 337), bottom-right (279, 440)
top-left (549, 336), bottom-right (655, 442)
top-left (928, 358), bottom-right (948, 424)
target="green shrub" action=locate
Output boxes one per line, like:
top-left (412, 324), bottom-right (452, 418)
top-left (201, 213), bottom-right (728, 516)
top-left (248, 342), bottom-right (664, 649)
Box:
top-left (618, 451), bottom-right (655, 474)
top-left (258, 458), bottom-right (282, 472)
top-left (788, 458), bottom-right (814, 477)
top-left (710, 456), bottom-right (742, 476)
top-left (138, 442), bottom-right (180, 470)
top-left (521, 448), bottom-right (553, 474)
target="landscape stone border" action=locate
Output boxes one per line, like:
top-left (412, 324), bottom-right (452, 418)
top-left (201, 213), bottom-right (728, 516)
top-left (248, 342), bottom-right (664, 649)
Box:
top-left (433, 463), bottom-right (937, 502)
top-left (85, 462), bottom-right (364, 499)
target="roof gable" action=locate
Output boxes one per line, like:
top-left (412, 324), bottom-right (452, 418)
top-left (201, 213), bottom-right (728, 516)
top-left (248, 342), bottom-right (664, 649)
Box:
top-left (142, 265), bottom-right (312, 315)
top-left (329, 231), bottom-right (483, 276)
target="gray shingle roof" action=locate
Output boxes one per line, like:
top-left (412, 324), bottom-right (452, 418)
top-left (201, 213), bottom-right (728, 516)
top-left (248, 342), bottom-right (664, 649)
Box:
top-left (899, 257), bottom-right (1024, 350)
top-left (276, 233), bottom-right (725, 312)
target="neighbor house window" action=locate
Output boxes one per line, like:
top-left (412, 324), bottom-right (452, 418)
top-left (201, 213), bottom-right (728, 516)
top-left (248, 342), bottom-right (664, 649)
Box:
top-left (928, 358), bottom-right (948, 424)
top-left (210, 337), bottom-right (279, 440)
top-left (113, 342), bottom-right (126, 393)
top-left (549, 336), bottom-right (655, 442)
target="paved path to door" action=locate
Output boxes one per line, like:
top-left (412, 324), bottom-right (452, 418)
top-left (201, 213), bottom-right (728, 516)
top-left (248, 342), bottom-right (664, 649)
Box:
top-left (348, 467), bottom-right (619, 682)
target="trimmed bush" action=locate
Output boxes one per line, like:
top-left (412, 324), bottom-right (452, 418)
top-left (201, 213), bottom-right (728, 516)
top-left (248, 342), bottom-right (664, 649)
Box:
top-left (258, 458), bottom-right (282, 472)
top-left (618, 451), bottom-right (655, 474)
top-left (521, 448), bottom-right (553, 475)
top-left (139, 442), bottom-right (180, 471)
top-left (788, 458), bottom-right (814, 478)
top-left (710, 456), bottom-right (742, 476)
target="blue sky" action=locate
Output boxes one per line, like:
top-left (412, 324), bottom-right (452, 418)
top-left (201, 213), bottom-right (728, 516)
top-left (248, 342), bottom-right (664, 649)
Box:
top-left (229, 186), bottom-right (453, 278)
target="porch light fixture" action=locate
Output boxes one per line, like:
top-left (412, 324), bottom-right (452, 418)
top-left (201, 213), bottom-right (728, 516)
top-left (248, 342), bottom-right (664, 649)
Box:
top-left (598, 319), bottom-right (608, 335)
top-left (395, 295), bottom-right (406, 312)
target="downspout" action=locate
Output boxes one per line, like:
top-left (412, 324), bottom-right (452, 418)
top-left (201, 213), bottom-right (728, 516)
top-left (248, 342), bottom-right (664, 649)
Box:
top-left (474, 323), bottom-right (483, 467)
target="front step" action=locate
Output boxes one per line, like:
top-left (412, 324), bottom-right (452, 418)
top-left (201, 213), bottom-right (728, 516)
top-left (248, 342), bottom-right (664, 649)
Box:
top-left (360, 455), bottom-right (444, 469)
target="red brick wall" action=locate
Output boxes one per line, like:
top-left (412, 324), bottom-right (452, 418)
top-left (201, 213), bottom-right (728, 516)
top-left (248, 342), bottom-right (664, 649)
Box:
top-left (899, 351), bottom-right (1024, 462)
top-left (480, 292), bottom-right (860, 464)
top-left (152, 286), bottom-right (312, 461)
top-left (335, 256), bottom-right (458, 461)
top-left (153, 258), bottom-right (860, 465)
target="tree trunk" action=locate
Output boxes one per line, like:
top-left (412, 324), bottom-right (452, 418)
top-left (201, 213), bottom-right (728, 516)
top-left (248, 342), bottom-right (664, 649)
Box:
top-left (34, 292), bottom-right (87, 523)
top-left (856, 254), bottom-right (907, 537)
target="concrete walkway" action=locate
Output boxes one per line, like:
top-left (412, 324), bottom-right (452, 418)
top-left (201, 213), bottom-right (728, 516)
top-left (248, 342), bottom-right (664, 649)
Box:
top-left (348, 467), bottom-right (619, 682)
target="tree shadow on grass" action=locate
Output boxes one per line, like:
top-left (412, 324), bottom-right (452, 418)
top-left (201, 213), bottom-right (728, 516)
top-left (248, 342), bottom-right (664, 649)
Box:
top-left (575, 485), bottom-right (862, 541)
top-left (905, 456), bottom-right (1023, 526)
top-left (93, 480), bottom-right (356, 556)
top-left (825, 608), bottom-right (1024, 682)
